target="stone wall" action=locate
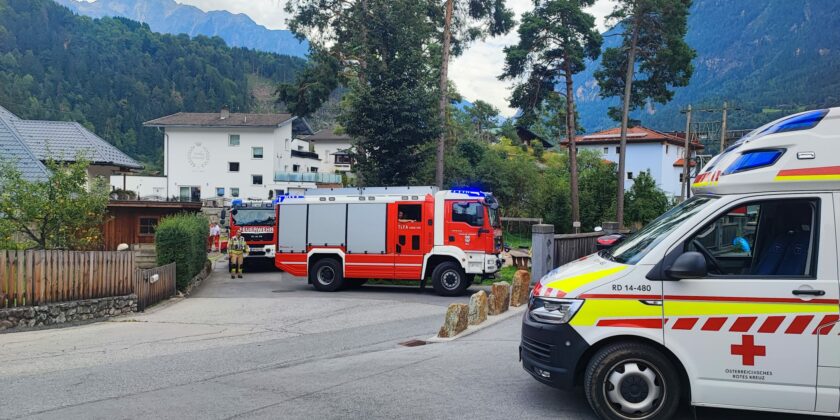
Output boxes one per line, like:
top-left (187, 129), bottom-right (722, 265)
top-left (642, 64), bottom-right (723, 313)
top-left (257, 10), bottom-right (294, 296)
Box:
top-left (0, 294), bottom-right (137, 332)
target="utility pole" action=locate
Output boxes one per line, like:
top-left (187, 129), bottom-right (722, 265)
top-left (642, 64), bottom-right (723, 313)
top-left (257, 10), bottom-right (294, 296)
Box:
top-left (720, 101), bottom-right (728, 152)
top-left (682, 104), bottom-right (692, 200)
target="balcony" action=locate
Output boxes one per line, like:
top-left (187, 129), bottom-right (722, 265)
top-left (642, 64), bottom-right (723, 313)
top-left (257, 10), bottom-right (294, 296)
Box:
top-left (274, 171), bottom-right (342, 184)
top-left (291, 150), bottom-right (320, 160)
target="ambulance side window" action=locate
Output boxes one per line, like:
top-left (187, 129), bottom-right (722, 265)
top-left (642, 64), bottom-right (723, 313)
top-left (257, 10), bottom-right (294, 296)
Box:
top-left (685, 199), bottom-right (818, 277)
top-left (451, 202), bottom-right (484, 227)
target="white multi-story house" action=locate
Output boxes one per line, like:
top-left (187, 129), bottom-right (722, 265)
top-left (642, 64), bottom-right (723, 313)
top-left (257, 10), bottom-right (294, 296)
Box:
top-left (144, 109), bottom-right (341, 201)
top-left (563, 126), bottom-right (704, 197)
top-left (305, 128), bottom-right (354, 174)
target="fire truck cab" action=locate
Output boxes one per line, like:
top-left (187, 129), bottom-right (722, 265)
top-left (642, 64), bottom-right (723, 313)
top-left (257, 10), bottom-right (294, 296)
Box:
top-left (274, 186), bottom-right (503, 296)
top-left (522, 108), bottom-right (840, 419)
top-left (223, 199), bottom-right (277, 261)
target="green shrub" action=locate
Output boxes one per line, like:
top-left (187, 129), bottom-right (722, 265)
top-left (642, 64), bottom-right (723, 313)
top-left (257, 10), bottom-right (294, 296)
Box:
top-left (155, 213), bottom-right (208, 289)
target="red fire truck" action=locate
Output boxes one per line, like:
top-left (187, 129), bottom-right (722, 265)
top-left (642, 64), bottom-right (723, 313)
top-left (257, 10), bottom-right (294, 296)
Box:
top-left (274, 186), bottom-right (503, 296)
top-left (221, 199), bottom-right (278, 266)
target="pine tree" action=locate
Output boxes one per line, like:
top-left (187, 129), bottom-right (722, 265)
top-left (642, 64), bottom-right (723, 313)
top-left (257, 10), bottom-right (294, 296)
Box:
top-left (501, 0), bottom-right (602, 231)
top-left (594, 0), bottom-right (695, 227)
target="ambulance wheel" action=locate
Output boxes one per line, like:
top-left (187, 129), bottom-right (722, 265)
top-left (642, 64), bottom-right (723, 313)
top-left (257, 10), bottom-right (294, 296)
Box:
top-left (431, 262), bottom-right (468, 296)
top-left (584, 342), bottom-right (681, 420)
top-left (310, 258), bottom-right (344, 292)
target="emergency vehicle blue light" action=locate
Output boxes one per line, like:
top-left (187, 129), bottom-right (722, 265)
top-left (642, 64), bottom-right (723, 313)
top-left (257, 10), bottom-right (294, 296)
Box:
top-left (232, 198), bottom-right (243, 207)
top-left (761, 109), bottom-right (828, 136)
top-left (722, 150), bottom-right (783, 175)
top-left (450, 187), bottom-right (485, 197)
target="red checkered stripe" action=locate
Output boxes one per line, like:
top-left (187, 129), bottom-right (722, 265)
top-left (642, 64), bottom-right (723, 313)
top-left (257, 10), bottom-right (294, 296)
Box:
top-left (594, 314), bottom-right (839, 335)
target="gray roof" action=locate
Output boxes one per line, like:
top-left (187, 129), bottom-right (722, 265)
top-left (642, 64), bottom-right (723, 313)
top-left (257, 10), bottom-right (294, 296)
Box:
top-left (0, 117), bottom-right (49, 182)
top-left (307, 128), bottom-right (352, 142)
top-left (144, 112), bottom-right (295, 128)
top-left (0, 105), bottom-right (141, 181)
top-left (9, 119), bottom-right (141, 169)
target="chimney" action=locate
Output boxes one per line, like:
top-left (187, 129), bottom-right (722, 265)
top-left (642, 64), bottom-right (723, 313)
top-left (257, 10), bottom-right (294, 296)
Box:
top-left (220, 107), bottom-right (230, 120)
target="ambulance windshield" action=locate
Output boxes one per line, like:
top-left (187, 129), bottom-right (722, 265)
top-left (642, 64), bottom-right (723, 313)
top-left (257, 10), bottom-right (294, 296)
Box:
top-left (604, 196), bottom-right (717, 265)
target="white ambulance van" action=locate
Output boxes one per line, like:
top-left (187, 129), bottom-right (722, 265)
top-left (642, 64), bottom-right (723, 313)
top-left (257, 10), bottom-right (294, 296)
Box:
top-left (521, 108), bottom-right (840, 419)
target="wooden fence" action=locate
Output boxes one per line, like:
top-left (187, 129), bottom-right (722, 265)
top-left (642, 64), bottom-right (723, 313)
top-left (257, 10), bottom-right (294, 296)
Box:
top-left (0, 250), bottom-right (176, 310)
top-left (134, 263), bottom-right (176, 312)
top-left (553, 232), bottom-right (602, 268)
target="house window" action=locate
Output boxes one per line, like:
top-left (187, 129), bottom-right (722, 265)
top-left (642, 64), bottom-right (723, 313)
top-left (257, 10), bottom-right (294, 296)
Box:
top-left (627, 172), bottom-right (634, 180)
top-left (335, 155), bottom-right (352, 165)
top-left (292, 164), bottom-right (300, 173)
top-left (229, 134), bottom-right (240, 146)
top-left (603, 147), bottom-right (608, 154)
top-left (615, 146), bottom-right (621, 154)
top-left (679, 173), bottom-right (684, 183)
top-left (139, 217), bottom-right (158, 236)
top-left (297, 145), bottom-right (304, 151)
top-left (231, 187), bottom-right (240, 197)
top-left (252, 147), bottom-right (264, 159)
top-left (666, 145), bottom-right (670, 154)
top-left (310, 167), bottom-right (318, 173)
top-left (228, 162), bottom-right (240, 172)
top-left (252, 175), bottom-right (263, 185)
top-left (216, 187), bottom-right (225, 197)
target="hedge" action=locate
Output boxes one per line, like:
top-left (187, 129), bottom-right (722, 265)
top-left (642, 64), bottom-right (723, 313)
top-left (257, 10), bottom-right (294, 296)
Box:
top-left (155, 213), bottom-right (208, 289)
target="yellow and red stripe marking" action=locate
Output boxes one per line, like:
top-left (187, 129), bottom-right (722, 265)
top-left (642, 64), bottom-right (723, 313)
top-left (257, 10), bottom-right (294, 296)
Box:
top-left (567, 293), bottom-right (840, 335)
top-left (775, 165), bottom-right (840, 182)
top-left (693, 170), bottom-right (721, 187)
top-left (534, 266), bottom-right (627, 298)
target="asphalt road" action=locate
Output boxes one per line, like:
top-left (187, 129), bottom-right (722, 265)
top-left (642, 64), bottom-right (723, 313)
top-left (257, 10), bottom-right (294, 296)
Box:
top-left (0, 260), bottom-right (813, 419)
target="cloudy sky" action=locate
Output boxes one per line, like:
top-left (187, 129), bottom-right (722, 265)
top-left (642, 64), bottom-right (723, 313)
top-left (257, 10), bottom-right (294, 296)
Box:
top-left (174, 0), bottom-right (617, 116)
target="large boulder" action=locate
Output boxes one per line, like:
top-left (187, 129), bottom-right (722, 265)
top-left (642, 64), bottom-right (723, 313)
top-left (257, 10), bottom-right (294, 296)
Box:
top-left (437, 303), bottom-right (469, 338)
top-left (488, 282), bottom-right (511, 315)
top-left (510, 270), bottom-right (531, 307)
top-left (468, 290), bottom-right (489, 325)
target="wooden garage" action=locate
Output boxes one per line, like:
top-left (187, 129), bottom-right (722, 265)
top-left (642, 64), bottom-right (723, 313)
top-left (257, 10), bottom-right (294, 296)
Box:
top-left (102, 201), bottom-right (203, 250)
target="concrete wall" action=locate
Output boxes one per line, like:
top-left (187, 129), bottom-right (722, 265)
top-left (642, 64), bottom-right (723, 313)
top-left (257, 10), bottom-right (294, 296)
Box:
top-left (583, 142), bottom-right (689, 198)
top-left (163, 125), bottom-right (317, 200)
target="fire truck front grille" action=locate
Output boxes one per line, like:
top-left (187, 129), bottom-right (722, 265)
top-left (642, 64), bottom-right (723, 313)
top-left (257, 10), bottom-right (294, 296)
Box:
top-left (243, 233), bottom-right (272, 242)
top-left (521, 336), bottom-right (554, 362)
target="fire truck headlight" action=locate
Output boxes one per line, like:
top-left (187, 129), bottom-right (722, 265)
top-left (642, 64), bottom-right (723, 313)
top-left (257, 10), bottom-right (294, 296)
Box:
top-left (528, 298), bottom-right (584, 325)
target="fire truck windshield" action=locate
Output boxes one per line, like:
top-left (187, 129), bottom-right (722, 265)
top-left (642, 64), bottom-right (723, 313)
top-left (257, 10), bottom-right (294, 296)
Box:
top-left (232, 209), bottom-right (276, 226)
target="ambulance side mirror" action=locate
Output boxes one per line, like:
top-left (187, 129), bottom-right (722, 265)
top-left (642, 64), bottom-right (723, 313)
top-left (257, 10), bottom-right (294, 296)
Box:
top-left (665, 252), bottom-right (707, 280)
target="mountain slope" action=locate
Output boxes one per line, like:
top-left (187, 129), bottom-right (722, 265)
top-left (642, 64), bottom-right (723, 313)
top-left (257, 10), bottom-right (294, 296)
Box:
top-left (54, 0), bottom-right (309, 58)
top-left (573, 0), bottom-right (840, 142)
top-left (0, 0), bottom-right (306, 168)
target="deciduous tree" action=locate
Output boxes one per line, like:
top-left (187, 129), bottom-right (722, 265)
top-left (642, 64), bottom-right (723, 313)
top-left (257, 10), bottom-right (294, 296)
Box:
top-left (0, 158), bottom-right (108, 250)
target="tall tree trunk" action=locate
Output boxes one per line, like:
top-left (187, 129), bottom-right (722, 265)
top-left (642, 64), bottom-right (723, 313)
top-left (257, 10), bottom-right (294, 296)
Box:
top-left (616, 17), bottom-right (640, 229)
top-left (563, 54), bottom-right (580, 233)
top-left (436, 0), bottom-right (454, 188)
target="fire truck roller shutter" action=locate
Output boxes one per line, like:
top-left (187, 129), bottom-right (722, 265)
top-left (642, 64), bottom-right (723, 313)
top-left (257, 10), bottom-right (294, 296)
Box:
top-left (278, 204), bottom-right (308, 253)
top-left (347, 203), bottom-right (387, 254)
top-left (308, 204), bottom-right (347, 247)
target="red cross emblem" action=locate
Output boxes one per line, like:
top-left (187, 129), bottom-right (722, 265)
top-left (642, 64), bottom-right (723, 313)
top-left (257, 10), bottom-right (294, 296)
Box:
top-left (730, 335), bottom-right (766, 366)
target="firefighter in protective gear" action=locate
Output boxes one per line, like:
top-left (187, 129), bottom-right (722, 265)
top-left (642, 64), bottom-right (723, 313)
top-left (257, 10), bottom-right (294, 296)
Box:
top-left (228, 231), bottom-right (249, 279)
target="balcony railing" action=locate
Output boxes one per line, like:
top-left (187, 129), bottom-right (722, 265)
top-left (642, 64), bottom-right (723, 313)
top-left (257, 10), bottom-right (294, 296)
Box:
top-left (274, 171), bottom-right (342, 184)
top-left (291, 150), bottom-right (320, 160)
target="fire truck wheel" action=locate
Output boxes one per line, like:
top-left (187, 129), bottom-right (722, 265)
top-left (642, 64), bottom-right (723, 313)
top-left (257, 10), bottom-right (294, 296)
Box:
top-left (431, 262), bottom-right (468, 296)
top-left (584, 342), bottom-right (681, 420)
top-left (310, 258), bottom-right (344, 292)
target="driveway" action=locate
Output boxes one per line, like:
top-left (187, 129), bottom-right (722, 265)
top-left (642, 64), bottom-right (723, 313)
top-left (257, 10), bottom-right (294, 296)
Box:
top-left (0, 261), bottom-right (811, 419)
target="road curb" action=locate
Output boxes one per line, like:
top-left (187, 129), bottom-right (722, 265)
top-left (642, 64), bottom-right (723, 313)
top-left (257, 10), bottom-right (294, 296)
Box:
top-left (426, 304), bottom-right (526, 343)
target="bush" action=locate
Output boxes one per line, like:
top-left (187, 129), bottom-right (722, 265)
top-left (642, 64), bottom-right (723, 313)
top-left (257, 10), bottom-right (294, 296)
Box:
top-left (155, 213), bottom-right (208, 289)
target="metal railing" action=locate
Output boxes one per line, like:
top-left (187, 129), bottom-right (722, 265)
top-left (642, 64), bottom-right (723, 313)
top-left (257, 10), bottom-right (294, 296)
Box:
top-left (274, 172), bottom-right (342, 183)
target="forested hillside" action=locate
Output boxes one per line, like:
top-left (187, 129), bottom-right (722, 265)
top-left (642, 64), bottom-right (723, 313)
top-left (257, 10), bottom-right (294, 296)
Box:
top-left (54, 0), bottom-right (309, 58)
top-left (0, 0), bottom-right (306, 168)
top-left (574, 0), bottom-right (840, 135)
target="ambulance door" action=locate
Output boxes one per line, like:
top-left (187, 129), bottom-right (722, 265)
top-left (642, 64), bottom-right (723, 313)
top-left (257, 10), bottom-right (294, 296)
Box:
top-left (662, 195), bottom-right (837, 412)
top-left (394, 203), bottom-right (425, 279)
top-left (819, 193), bottom-right (840, 414)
